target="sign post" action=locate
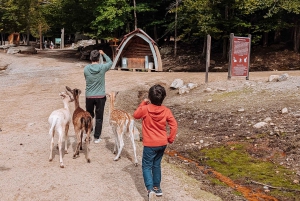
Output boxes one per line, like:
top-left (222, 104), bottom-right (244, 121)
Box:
top-left (205, 35), bottom-right (211, 83)
top-left (228, 33), bottom-right (251, 80)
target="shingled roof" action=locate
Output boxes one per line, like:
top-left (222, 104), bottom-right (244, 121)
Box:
top-left (111, 28), bottom-right (162, 71)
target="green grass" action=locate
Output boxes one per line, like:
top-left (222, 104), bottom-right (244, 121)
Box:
top-left (187, 144), bottom-right (300, 199)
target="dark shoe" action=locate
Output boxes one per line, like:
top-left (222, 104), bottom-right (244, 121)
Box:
top-left (148, 190), bottom-right (155, 201)
top-left (153, 187), bottom-right (163, 196)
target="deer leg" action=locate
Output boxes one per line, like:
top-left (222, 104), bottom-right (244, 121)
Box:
top-left (86, 130), bottom-right (91, 163)
top-left (49, 131), bottom-right (54, 162)
top-left (114, 126), bottom-right (125, 161)
top-left (58, 128), bottom-right (64, 168)
top-left (112, 126), bottom-right (118, 154)
top-left (80, 131), bottom-right (83, 150)
top-left (73, 130), bottom-right (81, 159)
top-left (64, 123), bottom-right (69, 154)
top-left (129, 121), bottom-right (138, 166)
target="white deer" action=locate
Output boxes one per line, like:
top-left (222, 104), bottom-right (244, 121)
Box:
top-left (107, 91), bottom-right (138, 166)
top-left (48, 91), bottom-right (73, 168)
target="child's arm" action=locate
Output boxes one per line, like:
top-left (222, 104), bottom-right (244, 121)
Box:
top-left (133, 99), bottom-right (149, 119)
top-left (167, 111), bottom-right (178, 144)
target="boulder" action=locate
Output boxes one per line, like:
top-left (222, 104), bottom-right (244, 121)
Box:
top-left (170, 79), bottom-right (184, 89)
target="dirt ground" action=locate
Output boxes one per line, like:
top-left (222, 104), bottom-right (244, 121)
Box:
top-left (0, 49), bottom-right (221, 201)
top-left (0, 49), bottom-right (300, 201)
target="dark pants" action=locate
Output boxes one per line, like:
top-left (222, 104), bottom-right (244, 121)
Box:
top-left (86, 97), bottom-right (106, 139)
top-left (142, 145), bottom-right (167, 191)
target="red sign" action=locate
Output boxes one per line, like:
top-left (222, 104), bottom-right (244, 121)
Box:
top-left (230, 37), bottom-right (251, 77)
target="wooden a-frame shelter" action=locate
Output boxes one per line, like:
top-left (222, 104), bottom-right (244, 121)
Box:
top-left (111, 28), bottom-right (162, 71)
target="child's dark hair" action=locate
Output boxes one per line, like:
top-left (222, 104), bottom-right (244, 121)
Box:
top-left (148, 84), bottom-right (166, 106)
top-left (90, 50), bottom-right (100, 62)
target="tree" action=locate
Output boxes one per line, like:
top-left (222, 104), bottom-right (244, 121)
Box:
top-left (90, 0), bottom-right (132, 39)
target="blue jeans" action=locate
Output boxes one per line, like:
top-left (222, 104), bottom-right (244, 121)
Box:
top-left (142, 145), bottom-right (167, 191)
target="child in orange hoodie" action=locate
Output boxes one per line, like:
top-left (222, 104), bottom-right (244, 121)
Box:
top-left (133, 84), bottom-right (178, 200)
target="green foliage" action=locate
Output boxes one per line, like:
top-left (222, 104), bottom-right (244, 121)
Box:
top-left (0, 0), bottom-right (299, 51)
top-left (90, 0), bottom-right (131, 38)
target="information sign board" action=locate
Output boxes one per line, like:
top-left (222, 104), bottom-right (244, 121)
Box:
top-left (228, 34), bottom-right (251, 79)
top-left (55, 38), bottom-right (61, 45)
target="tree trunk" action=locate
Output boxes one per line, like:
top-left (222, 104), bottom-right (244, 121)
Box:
top-left (274, 30), bottom-right (281, 43)
top-left (39, 25), bottom-right (42, 50)
top-left (174, 0), bottom-right (178, 57)
top-left (222, 37), bottom-right (227, 59)
top-left (201, 36), bottom-right (207, 58)
top-left (263, 32), bottom-right (268, 47)
top-left (26, 27), bottom-right (30, 46)
top-left (154, 25), bottom-right (157, 41)
top-left (222, 5), bottom-right (229, 59)
top-left (133, 0), bottom-right (137, 30)
top-left (1, 32), bottom-right (3, 45)
top-left (61, 28), bottom-right (64, 49)
top-left (293, 21), bottom-right (300, 52)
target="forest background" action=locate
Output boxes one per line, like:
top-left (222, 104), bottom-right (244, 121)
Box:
top-left (0, 0), bottom-right (300, 58)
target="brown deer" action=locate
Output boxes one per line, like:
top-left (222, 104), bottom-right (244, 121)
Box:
top-left (107, 91), bottom-right (138, 166)
top-left (66, 86), bottom-right (92, 163)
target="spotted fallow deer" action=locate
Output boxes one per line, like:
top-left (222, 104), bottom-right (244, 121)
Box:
top-left (66, 86), bottom-right (92, 163)
top-left (107, 91), bottom-right (138, 166)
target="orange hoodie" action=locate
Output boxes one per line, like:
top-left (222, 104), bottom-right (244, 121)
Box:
top-left (133, 101), bottom-right (178, 147)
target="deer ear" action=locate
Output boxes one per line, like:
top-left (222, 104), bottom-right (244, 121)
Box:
top-left (59, 92), bottom-right (65, 98)
top-left (66, 86), bottom-right (72, 92)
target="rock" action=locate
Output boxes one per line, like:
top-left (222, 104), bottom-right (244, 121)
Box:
top-left (18, 46), bottom-right (37, 54)
top-left (264, 117), bottom-right (272, 122)
top-left (238, 108), bottom-right (245, 112)
top-left (170, 79), bottom-right (184, 89)
top-left (187, 83), bottom-right (198, 90)
top-left (204, 88), bottom-right (212, 92)
top-left (217, 88), bottom-right (226, 91)
top-left (278, 73), bottom-right (289, 82)
top-left (7, 46), bottom-right (37, 54)
top-left (7, 47), bottom-right (20, 54)
top-left (178, 85), bottom-right (189, 95)
top-left (281, 107), bottom-right (288, 114)
top-left (268, 75), bottom-right (279, 82)
top-left (253, 122), bottom-right (268, 129)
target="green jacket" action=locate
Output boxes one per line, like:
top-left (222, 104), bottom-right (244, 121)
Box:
top-left (84, 54), bottom-right (112, 97)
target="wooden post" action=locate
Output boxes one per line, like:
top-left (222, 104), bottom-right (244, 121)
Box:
top-left (228, 33), bottom-right (234, 80)
top-left (246, 34), bottom-right (251, 80)
top-left (205, 35), bottom-right (211, 83)
top-left (61, 28), bottom-right (64, 49)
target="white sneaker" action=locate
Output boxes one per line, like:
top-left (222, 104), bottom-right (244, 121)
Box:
top-left (94, 138), bottom-right (102, 143)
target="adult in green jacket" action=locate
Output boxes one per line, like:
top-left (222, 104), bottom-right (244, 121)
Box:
top-left (84, 50), bottom-right (112, 143)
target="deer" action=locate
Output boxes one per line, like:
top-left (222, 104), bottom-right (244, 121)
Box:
top-left (48, 91), bottom-right (74, 168)
top-left (66, 86), bottom-right (93, 163)
top-left (107, 91), bottom-right (138, 166)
